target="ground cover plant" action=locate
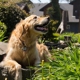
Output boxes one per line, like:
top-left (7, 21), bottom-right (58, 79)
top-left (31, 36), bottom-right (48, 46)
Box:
top-left (32, 43), bottom-right (80, 80)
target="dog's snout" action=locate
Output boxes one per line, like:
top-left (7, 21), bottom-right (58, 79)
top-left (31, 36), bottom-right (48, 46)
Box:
top-left (47, 17), bottom-right (50, 21)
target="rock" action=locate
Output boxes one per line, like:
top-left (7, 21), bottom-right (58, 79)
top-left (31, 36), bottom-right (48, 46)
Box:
top-left (58, 40), bottom-right (65, 45)
top-left (0, 42), bottom-right (8, 54)
top-left (0, 42), bottom-right (8, 62)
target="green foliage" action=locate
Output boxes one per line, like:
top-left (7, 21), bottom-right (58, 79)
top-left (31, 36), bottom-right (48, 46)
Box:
top-left (0, 3), bottom-right (28, 39)
top-left (0, 21), bottom-right (7, 41)
top-left (42, 0), bottom-right (61, 42)
top-left (59, 32), bottom-right (74, 40)
top-left (51, 0), bottom-right (61, 24)
top-left (51, 46), bottom-right (80, 79)
top-left (46, 7), bottom-right (54, 19)
top-left (52, 33), bottom-right (60, 43)
top-left (0, 0), bottom-right (33, 8)
top-left (72, 33), bottom-right (80, 43)
top-left (0, 0), bottom-right (31, 4)
top-left (33, 45), bottom-right (80, 80)
top-left (42, 20), bottom-right (59, 42)
top-left (59, 32), bottom-right (80, 43)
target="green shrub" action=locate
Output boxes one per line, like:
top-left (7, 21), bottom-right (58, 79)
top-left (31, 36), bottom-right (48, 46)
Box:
top-left (59, 32), bottom-right (74, 41)
top-left (0, 3), bottom-right (28, 39)
top-left (52, 33), bottom-right (60, 43)
top-left (42, 20), bottom-right (58, 42)
top-left (59, 32), bottom-right (80, 43)
top-left (73, 33), bottom-right (80, 43)
top-left (0, 21), bottom-right (7, 41)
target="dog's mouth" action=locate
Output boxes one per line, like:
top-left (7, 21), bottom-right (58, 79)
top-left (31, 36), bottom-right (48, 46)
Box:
top-left (34, 21), bottom-right (49, 33)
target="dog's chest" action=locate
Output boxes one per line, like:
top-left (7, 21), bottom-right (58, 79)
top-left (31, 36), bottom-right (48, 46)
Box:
top-left (22, 47), bottom-right (36, 60)
top-left (19, 47), bottom-right (37, 65)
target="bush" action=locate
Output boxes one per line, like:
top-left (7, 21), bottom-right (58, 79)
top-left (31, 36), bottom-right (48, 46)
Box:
top-left (72, 33), bottom-right (80, 43)
top-left (59, 32), bottom-right (74, 41)
top-left (59, 32), bottom-right (80, 43)
top-left (0, 21), bottom-right (7, 41)
top-left (42, 20), bottom-right (58, 42)
top-left (52, 33), bottom-right (60, 43)
top-left (0, 3), bottom-right (28, 39)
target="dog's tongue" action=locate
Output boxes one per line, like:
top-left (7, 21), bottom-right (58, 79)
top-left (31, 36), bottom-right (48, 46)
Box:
top-left (37, 27), bottom-right (48, 30)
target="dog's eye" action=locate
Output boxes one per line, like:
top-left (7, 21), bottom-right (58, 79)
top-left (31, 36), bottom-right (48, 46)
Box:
top-left (33, 16), bottom-right (37, 19)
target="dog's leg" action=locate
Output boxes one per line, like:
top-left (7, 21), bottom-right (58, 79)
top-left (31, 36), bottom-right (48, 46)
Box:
top-left (1, 47), bottom-right (22, 80)
top-left (0, 60), bottom-right (22, 80)
top-left (34, 57), bottom-right (40, 66)
top-left (15, 63), bottom-right (22, 80)
top-left (34, 50), bottom-right (41, 66)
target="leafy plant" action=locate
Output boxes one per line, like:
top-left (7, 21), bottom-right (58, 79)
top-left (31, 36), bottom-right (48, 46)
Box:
top-left (59, 32), bottom-right (80, 43)
top-left (52, 33), bottom-right (60, 43)
top-left (41, 20), bottom-right (58, 42)
top-left (59, 32), bottom-right (74, 41)
top-left (32, 44), bottom-right (80, 80)
top-left (51, 46), bottom-right (80, 79)
top-left (0, 21), bottom-right (7, 41)
top-left (73, 33), bottom-right (80, 43)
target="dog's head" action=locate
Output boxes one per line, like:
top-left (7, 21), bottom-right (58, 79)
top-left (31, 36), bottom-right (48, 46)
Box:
top-left (24, 15), bottom-right (50, 35)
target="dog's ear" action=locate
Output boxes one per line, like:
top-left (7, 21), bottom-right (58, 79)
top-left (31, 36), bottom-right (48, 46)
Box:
top-left (23, 23), bottom-right (29, 32)
top-left (21, 23), bottom-right (29, 35)
top-left (15, 20), bottom-right (29, 38)
top-left (20, 18), bottom-right (23, 21)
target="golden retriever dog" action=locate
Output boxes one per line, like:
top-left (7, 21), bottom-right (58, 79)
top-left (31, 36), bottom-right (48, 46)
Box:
top-left (0, 15), bottom-right (51, 80)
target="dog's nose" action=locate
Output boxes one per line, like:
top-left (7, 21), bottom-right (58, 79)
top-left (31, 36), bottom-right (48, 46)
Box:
top-left (47, 17), bottom-right (50, 21)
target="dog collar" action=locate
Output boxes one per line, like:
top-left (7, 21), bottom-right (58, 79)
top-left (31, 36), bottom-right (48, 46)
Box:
top-left (19, 38), bottom-right (35, 51)
top-left (22, 46), bottom-right (27, 51)
top-left (21, 44), bottom-right (35, 52)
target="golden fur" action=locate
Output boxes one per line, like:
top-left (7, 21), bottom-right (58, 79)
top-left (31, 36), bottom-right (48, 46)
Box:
top-left (0, 15), bottom-right (51, 80)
